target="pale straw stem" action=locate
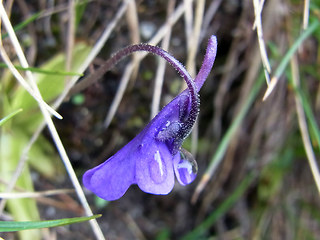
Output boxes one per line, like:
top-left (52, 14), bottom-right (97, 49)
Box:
top-left (104, 0), bottom-right (195, 128)
top-left (0, 1), bottom-right (106, 239)
top-left (0, 3), bottom-right (62, 119)
top-left (151, 0), bottom-right (175, 118)
top-left (253, 0), bottom-right (271, 84)
top-left (291, 55), bottom-right (320, 196)
top-left (0, 189), bottom-right (74, 199)
top-left (303, 0), bottom-right (310, 30)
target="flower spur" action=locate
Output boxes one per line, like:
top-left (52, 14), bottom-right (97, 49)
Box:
top-left (83, 35), bottom-right (217, 201)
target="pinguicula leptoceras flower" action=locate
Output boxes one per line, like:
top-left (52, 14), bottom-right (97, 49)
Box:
top-left (83, 35), bottom-right (217, 201)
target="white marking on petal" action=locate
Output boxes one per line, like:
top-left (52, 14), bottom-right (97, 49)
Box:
top-left (165, 121), bottom-right (171, 127)
top-left (154, 150), bottom-right (164, 176)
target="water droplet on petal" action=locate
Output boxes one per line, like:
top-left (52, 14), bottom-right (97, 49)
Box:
top-left (174, 148), bottom-right (198, 185)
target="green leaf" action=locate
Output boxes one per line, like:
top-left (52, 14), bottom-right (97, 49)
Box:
top-left (202, 71), bottom-right (264, 187)
top-left (75, 0), bottom-right (90, 29)
top-left (0, 215), bottom-right (101, 232)
top-left (1, 12), bottom-right (41, 39)
top-left (0, 63), bottom-right (83, 76)
top-left (274, 20), bottom-right (319, 79)
top-left (182, 174), bottom-right (255, 240)
top-left (28, 133), bottom-right (64, 179)
top-left (296, 88), bottom-right (320, 153)
top-left (0, 109), bottom-right (22, 126)
top-left (0, 131), bottom-right (42, 240)
top-left (12, 42), bottom-right (91, 131)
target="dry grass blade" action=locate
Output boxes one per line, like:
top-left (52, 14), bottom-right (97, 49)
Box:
top-left (65, 0), bottom-right (75, 73)
top-left (103, 0), bottom-right (195, 129)
top-left (0, 44), bottom-right (62, 119)
top-left (126, 0), bottom-right (140, 81)
top-left (262, 76), bottom-right (278, 100)
top-left (104, 63), bottom-right (135, 128)
top-left (0, 2), bottom-right (106, 239)
top-left (38, 0), bottom-right (90, 19)
top-left (0, 122), bottom-right (50, 214)
top-left (64, 0), bottom-right (129, 98)
top-left (30, 1), bottom-right (129, 239)
top-left (121, 210), bottom-right (147, 240)
top-left (186, 0), bottom-right (205, 77)
top-left (184, 0), bottom-right (193, 52)
top-left (252, 0), bottom-right (266, 29)
top-left (149, 1), bottom-right (194, 46)
top-left (290, 54), bottom-right (320, 195)
top-left (3, 1), bottom-right (319, 239)
top-left (200, 0), bottom-right (222, 42)
top-left (12, 2), bottom-right (130, 238)
top-left (186, 0), bottom-right (205, 155)
top-left (253, 0), bottom-right (271, 84)
top-left (0, 189), bottom-right (74, 199)
top-left (150, 1), bottom-right (175, 118)
top-left (303, 0), bottom-right (310, 29)
top-left (194, 0), bottom-right (281, 203)
top-left (0, 3), bottom-right (62, 120)
top-left (263, 20), bottom-right (319, 101)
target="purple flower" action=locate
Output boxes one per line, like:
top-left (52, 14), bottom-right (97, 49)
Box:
top-left (83, 36), bottom-right (217, 201)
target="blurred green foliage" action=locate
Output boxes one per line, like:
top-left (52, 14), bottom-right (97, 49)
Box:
top-left (0, 42), bottom-right (91, 240)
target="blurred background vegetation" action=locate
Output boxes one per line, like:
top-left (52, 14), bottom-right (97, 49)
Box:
top-left (1, 0), bottom-right (320, 239)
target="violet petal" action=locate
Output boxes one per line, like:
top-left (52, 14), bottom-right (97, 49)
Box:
top-left (82, 144), bottom-right (135, 201)
top-left (135, 140), bottom-right (175, 195)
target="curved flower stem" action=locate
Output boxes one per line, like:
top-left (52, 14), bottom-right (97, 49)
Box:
top-left (70, 43), bottom-right (200, 137)
top-left (194, 35), bottom-right (217, 91)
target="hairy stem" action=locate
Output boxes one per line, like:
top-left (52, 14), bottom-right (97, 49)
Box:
top-left (70, 43), bottom-right (200, 135)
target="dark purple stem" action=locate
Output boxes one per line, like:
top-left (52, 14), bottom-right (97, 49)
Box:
top-left (70, 43), bottom-right (200, 137)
